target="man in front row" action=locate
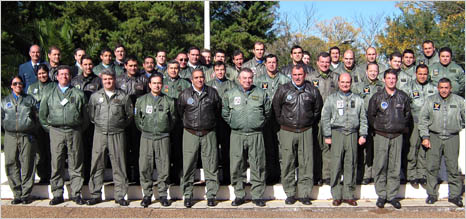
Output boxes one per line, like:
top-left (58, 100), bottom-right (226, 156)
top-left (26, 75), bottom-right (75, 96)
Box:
top-left (321, 73), bottom-right (367, 206)
top-left (418, 78), bottom-right (464, 207)
top-left (273, 64), bottom-right (322, 205)
top-left (135, 74), bottom-right (177, 207)
top-left (87, 69), bottom-right (134, 206)
top-left (222, 68), bottom-right (271, 207)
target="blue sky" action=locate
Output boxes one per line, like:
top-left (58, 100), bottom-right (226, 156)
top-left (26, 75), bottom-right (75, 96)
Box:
top-left (278, 1), bottom-right (402, 33)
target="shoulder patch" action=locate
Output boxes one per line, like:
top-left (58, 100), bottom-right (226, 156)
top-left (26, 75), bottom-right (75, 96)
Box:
top-left (433, 102), bottom-right (440, 110)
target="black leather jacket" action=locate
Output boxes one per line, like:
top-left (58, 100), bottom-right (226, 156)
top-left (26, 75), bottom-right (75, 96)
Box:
top-left (368, 88), bottom-right (412, 136)
top-left (273, 81), bottom-right (323, 128)
top-left (177, 85), bottom-right (221, 131)
top-left (71, 73), bottom-right (102, 99)
top-left (116, 73), bottom-right (148, 103)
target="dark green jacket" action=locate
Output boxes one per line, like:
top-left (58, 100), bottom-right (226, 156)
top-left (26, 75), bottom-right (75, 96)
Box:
top-left (93, 62), bottom-right (124, 77)
top-left (1, 93), bottom-right (38, 134)
top-left (162, 76), bottom-right (191, 100)
top-left (135, 93), bottom-right (177, 140)
top-left (254, 72), bottom-right (291, 101)
top-left (429, 61), bottom-right (465, 97)
top-left (206, 78), bottom-right (237, 98)
top-left (400, 80), bottom-right (437, 122)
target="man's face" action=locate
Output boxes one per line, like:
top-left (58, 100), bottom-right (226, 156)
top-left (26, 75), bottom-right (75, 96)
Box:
top-left (201, 52), bottom-right (211, 65)
top-left (438, 82), bottom-right (451, 98)
top-left (422, 42), bottom-right (435, 57)
top-left (191, 71), bottom-right (205, 90)
top-left (365, 48), bottom-right (377, 63)
top-left (37, 68), bottom-right (49, 83)
top-left (239, 71), bottom-right (253, 90)
top-left (156, 52), bottom-right (166, 65)
top-left (343, 52), bottom-right (354, 69)
top-left (366, 64), bottom-right (379, 81)
top-left (29, 45), bottom-right (41, 63)
top-left (233, 54), bottom-right (244, 68)
top-left (317, 56), bottom-right (330, 72)
top-left (389, 56), bottom-right (402, 70)
top-left (214, 52), bottom-right (225, 62)
top-left (10, 78), bottom-right (23, 95)
top-left (125, 60), bottom-right (139, 76)
top-left (384, 73), bottom-right (397, 90)
top-left (102, 74), bottom-right (115, 90)
top-left (114, 47), bottom-right (125, 61)
top-left (149, 76), bottom-right (163, 95)
top-left (439, 51), bottom-right (452, 66)
top-left (167, 63), bottom-right (180, 78)
top-left (291, 67), bottom-right (306, 87)
top-left (214, 65), bottom-right (226, 80)
top-left (416, 67), bottom-right (429, 84)
top-left (74, 50), bottom-right (86, 64)
top-left (81, 59), bottom-right (94, 77)
top-left (330, 49), bottom-right (340, 63)
top-left (57, 69), bottom-right (71, 86)
top-left (290, 48), bottom-right (303, 63)
top-left (143, 57), bottom-right (155, 72)
top-left (101, 51), bottom-right (113, 65)
top-left (302, 54), bottom-right (311, 65)
top-left (176, 54), bottom-right (188, 68)
top-left (188, 49), bottom-right (200, 65)
top-left (48, 49), bottom-right (61, 65)
top-left (402, 53), bottom-right (415, 67)
top-left (338, 74), bottom-right (352, 93)
top-left (265, 57), bottom-right (277, 73)
top-left (253, 44), bottom-right (265, 59)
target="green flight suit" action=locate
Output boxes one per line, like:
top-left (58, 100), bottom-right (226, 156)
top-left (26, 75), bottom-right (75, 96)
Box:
top-left (321, 91), bottom-right (368, 200)
top-left (418, 93), bottom-right (465, 200)
top-left (400, 80), bottom-right (437, 181)
top-left (242, 58), bottom-right (266, 79)
top-left (135, 93), bottom-right (176, 197)
top-left (417, 51), bottom-right (439, 67)
top-left (429, 61), bottom-right (465, 97)
top-left (92, 62), bottom-right (124, 77)
top-left (222, 85), bottom-right (271, 200)
top-left (39, 83), bottom-right (88, 199)
top-left (1, 93), bottom-right (38, 200)
top-left (354, 62), bottom-right (388, 83)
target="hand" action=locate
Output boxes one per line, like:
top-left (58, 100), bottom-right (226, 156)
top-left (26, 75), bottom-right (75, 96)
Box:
top-left (358, 137), bottom-right (366, 145)
top-left (324, 138), bottom-right (332, 145)
top-left (422, 139), bottom-right (431, 148)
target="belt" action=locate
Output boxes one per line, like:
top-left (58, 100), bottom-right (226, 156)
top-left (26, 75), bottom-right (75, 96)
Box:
top-left (280, 125), bottom-right (311, 133)
top-left (185, 128), bottom-right (211, 137)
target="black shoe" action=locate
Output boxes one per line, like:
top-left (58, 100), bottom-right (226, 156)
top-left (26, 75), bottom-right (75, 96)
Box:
top-left (140, 196), bottom-right (151, 208)
top-left (314, 179), bottom-right (323, 186)
top-left (418, 178), bottom-right (427, 185)
top-left (300, 198), bottom-right (312, 205)
top-left (389, 199), bottom-right (401, 209)
top-left (252, 199), bottom-right (266, 207)
top-left (37, 179), bottom-right (50, 185)
top-left (207, 198), bottom-right (216, 207)
top-left (376, 198), bottom-right (386, 208)
top-left (71, 196), bottom-right (85, 205)
top-left (115, 199), bottom-right (129, 206)
top-left (21, 197), bottom-right (33, 204)
top-left (400, 179), bottom-right (407, 184)
top-left (361, 178), bottom-right (371, 185)
top-left (448, 197), bottom-right (464, 207)
top-left (11, 198), bottom-right (22, 205)
top-left (159, 196), bottom-right (170, 207)
top-left (426, 196), bottom-right (437, 204)
top-left (322, 178), bottom-right (330, 185)
top-left (184, 198), bottom-right (193, 208)
top-left (285, 196), bottom-right (297, 205)
top-left (49, 197), bottom-right (65, 205)
top-left (86, 198), bottom-right (102, 205)
top-left (231, 198), bottom-right (245, 206)
top-left (409, 179), bottom-right (419, 186)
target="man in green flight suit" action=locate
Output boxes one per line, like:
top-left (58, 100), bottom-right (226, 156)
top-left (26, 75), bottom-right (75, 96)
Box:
top-left (428, 47), bottom-right (465, 97)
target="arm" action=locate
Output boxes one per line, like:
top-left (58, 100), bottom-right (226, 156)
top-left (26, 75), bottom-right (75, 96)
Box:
top-left (367, 94), bottom-right (378, 129)
top-left (358, 98), bottom-right (368, 145)
top-left (320, 96), bottom-right (332, 140)
top-left (124, 95), bottom-right (134, 128)
top-left (39, 92), bottom-right (51, 132)
top-left (221, 92), bottom-right (231, 124)
top-left (272, 86), bottom-right (283, 122)
top-left (169, 98), bottom-right (178, 131)
top-left (263, 92), bottom-right (272, 121)
top-left (134, 97), bottom-right (143, 131)
top-left (313, 88), bottom-right (324, 122)
top-left (418, 98), bottom-right (431, 148)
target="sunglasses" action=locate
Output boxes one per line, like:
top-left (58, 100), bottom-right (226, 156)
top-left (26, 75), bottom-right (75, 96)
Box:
top-left (178, 58), bottom-right (188, 62)
top-left (12, 82), bottom-right (23, 86)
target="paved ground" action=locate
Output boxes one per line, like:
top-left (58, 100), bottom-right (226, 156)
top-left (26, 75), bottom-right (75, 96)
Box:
top-left (1, 198), bottom-right (464, 218)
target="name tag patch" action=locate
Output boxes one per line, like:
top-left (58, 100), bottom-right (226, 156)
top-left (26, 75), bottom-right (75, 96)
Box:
top-left (234, 97), bottom-right (241, 105)
top-left (60, 98), bottom-right (69, 106)
top-left (146, 105), bottom-right (153, 114)
top-left (336, 100), bottom-right (344, 109)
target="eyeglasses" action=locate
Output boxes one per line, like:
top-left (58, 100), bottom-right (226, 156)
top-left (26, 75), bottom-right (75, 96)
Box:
top-left (12, 82), bottom-right (23, 86)
top-left (178, 58), bottom-right (188, 62)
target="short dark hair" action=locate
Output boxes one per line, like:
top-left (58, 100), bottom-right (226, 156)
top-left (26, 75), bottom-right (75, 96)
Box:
top-left (100, 48), bottom-right (112, 56)
top-left (290, 45), bottom-right (303, 54)
top-left (156, 50), bottom-right (167, 56)
top-left (57, 65), bottom-right (71, 75)
top-left (148, 73), bottom-right (164, 83)
top-left (329, 46), bottom-right (340, 54)
top-left (292, 63), bottom-right (307, 74)
top-left (37, 64), bottom-right (49, 74)
top-left (114, 43), bottom-right (125, 51)
top-left (265, 54), bottom-right (278, 62)
top-left (303, 51), bottom-right (311, 57)
top-left (253, 42), bottom-right (265, 49)
top-left (73, 48), bottom-right (85, 55)
top-left (213, 61), bottom-right (226, 69)
top-left (416, 64), bottom-right (429, 73)
top-left (81, 55), bottom-right (93, 63)
top-left (317, 52), bottom-right (330, 60)
top-left (233, 50), bottom-right (244, 57)
top-left (124, 56), bottom-right (138, 65)
top-left (239, 67), bottom-right (253, 77)
top-left (188, 46), bottom-right (200, 54)
top-left (48, 46), bottom-right (60, 54)
top-left (214, 49), bottom-right (226, 56)
top-left (144, 56), bottom-right (155, 63)
top-left (366, 62), bottom-right (379, 70)
top-left (438, 77), bottom-right (451, 86)
top-left (100, 68), bottom-right (116, 78)
top-left (402, 49), bottom-right (415, 57)
top-left (167, 59), bottom-right (180, 67)
top-left (191, 69), bottom-right (204, 78)
top-left (201, 48), bottom-right (210, 54)
top-left (422, 40), bottom-right (435, 47)
top-left (383, 68), bottom-right (398, 79)
top-left (11, 76), bottom-right (23, 85)
top-left (176, 52), bottom-right (187, 59)
top-left (438, 47), bottom-right (452, 56)
top-left (389, 52), bottom-right (402, 61)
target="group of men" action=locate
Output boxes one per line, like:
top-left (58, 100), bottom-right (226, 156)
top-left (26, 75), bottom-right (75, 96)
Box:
top-left (2, 39), bottom-right (464, 209)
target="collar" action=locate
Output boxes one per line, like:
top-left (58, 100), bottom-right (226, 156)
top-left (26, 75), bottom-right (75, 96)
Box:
top-left (291, 80), bottom-right (304, 90)
top-left (58, 84), bottom-right (70, 93)
top-left (102, 63), bottom-right (110, 68)
top-left (192, 85), bottom-right (204, 95)
top-left (255, 57), bottom-right (264, 65)
top-left (188, 62), bottom-right (198, 69)
top-left (12, 92), bottom-right (20, 100)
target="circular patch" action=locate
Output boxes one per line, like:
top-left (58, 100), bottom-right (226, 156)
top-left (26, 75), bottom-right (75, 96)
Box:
top-left (381, 101), bottom-right (388, 110)
top-left (6, 102), bottom-right (13, 108)
top-left (187, 97), bottom-right (194, 105)
top-left (286, 95), bottom-right (292, 100)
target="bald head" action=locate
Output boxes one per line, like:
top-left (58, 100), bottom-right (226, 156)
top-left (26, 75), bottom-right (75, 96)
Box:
top-left (343, 50), bottom-right (355, 69)
top-left (29, 44), bottom-right (41, 63)
top-left (338, 72), bottom-right (352, 93)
